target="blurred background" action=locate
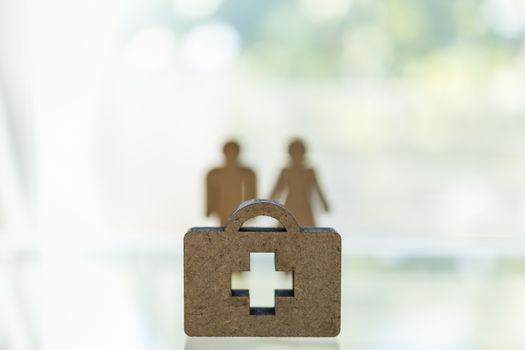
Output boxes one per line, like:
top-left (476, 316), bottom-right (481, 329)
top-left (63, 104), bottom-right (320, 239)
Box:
top-left (1, 0), bottom-right (525, 349)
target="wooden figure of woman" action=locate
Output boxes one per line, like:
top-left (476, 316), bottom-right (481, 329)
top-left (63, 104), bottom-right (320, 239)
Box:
top-left (270, 139), bottom-right (329, 226)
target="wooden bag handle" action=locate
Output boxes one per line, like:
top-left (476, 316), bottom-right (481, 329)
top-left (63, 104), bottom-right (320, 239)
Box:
top-left (224, 199), bottom-right (301, 234)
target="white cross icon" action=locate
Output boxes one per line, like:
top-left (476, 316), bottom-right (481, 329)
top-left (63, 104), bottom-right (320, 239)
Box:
top-left (231, 252), bottom-right (294, 315)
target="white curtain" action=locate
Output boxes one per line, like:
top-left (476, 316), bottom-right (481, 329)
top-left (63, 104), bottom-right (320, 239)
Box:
top-left (0, 0), bottom-right (35, 233)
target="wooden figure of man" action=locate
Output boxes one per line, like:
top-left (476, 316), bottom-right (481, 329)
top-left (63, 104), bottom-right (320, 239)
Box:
top-left (206, 141), bottom-right (257, 225)
top-left (270, 139), bottom-right (329, 226)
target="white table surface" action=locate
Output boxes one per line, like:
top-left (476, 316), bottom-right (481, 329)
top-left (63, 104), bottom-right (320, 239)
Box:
top-left (1, 236), bottom-right (524, 350)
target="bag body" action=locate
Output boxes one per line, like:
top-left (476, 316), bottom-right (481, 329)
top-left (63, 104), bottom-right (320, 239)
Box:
top-left (184, 199), bottom-right (341, 337)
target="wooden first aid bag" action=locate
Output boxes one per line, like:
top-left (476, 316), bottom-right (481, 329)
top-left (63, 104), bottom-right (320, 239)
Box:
top-left (184, 199), bottom-right (341, 337)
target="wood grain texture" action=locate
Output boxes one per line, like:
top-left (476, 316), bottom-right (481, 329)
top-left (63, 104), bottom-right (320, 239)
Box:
top-left (184, 199), bottom-right (341, 337)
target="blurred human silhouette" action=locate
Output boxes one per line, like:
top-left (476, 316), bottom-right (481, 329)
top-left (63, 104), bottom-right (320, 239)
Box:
top-left (207, 141), bottom-right (257, 225)
top-left (270, 139), bottom-right (329, 226)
